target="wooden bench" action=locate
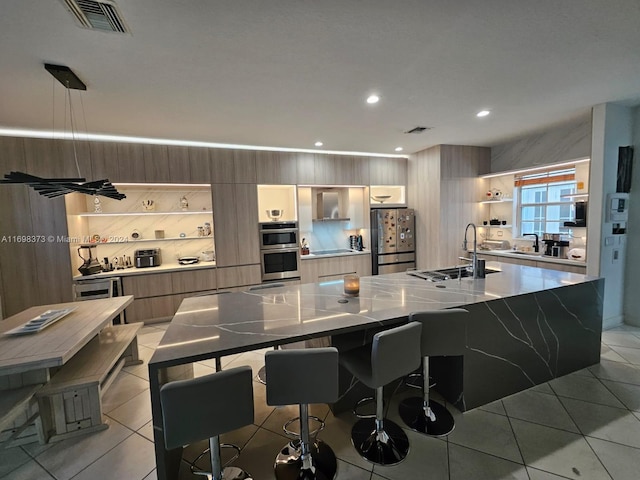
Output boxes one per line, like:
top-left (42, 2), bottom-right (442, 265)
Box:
top-left (0, 384), bottom-right (43, 446)
top-left (36, 323), bottom-right (143, 442)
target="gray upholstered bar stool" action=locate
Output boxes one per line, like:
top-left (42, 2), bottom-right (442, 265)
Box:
top-left (265, 347), bottom-right (339, 480)
top-left (160, 366), bottom-right (254, 480)
top-left (339, 321), bottom-right (422, 466)
top-left (399, 308), bottom-right (468, 437)
top-left (248, 283), bottom-right (286, 384)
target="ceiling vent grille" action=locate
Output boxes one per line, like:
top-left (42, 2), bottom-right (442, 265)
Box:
top-left (61, 0), bottom-right (130, 33)
top-left (404, 126), bottom-right (433, 134)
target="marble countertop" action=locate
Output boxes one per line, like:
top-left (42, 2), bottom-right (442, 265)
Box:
top-left (477, 249), bottom-right (586, 267)
top-left (149, 261), bottom-right (599, 368)
top-left (73, 261), bottom-right (217, 280)
top-left (301, 249), bottom-right (370, 259)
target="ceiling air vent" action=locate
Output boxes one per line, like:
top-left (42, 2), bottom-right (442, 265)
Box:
top-left (61, 0), bottom-right (130, 33)
top-left (404, 126), bottom-right (433, 134)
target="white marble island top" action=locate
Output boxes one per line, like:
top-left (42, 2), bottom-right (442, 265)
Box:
top-left (149, 262), bottom-right (599, 368)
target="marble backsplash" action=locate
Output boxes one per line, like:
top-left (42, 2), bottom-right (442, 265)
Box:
top-left (491, 115), bottom-right (592, 172)
top-left (301, 221), bottom-right (365, 252)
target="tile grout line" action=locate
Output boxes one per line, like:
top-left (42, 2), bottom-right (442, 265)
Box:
top-left (552, 364), bottom-right (617, 480)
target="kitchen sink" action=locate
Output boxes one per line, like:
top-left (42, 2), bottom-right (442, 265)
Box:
top-left (408, 266), bottom-right (500, 281)
top-left (509, 251), bottom-right (542, 256)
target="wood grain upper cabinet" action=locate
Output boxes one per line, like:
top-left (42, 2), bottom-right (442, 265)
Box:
top-left (233, 150), bottom-right (257, 184)
top-left (90, 141), bottom-right (120, 183)
top-left (143, 144), bottom-right (170, 183)
top-left (314, 155), bottom-right (338, 185)
top-left (368, 157), bottom-right (407, 185)
top-left (255, 151), bottom-right (298, 185)
top-left (167, 146), bottom-right (191, 183)
top-left (295, 153), bottom-right (315, 185)
top-left (209, 149), bottom-right (235, 184)
top-left (23, 138), bottom-right (76, 178)
top-left (116, 143), bottom-right (145, 183)
top-left (212, 184), bottom-right (260, 266)
top-left (188, 147), bottom-right (211, 183)
top-left (338, 155), bottom-right (369, 186)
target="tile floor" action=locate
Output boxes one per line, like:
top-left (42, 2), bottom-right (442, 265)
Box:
top-left (3, 324), bottom-right (640, 480)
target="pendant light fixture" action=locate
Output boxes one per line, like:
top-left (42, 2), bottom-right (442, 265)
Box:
top-left (0, 64), bottom-right (125, 200)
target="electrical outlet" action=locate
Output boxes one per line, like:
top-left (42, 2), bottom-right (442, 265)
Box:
top-left (612, 249), bottom-right (620, 263)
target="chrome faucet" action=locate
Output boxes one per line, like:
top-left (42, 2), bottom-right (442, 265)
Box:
top-left (462, 223), bottom-right (478, 279)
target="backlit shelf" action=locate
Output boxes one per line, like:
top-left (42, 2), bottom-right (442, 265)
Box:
top-left (73, 210), bottom-right (213, 217)
top-left (75, 236), bottom-right (213, 245)
top-left (479, 198), bottom-right (513, 204)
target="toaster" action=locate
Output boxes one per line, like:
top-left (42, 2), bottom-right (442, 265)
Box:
top-left (134, 248), bottom-right (162, 268)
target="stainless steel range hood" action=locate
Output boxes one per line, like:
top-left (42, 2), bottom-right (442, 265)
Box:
top-left (315, 191), bottom-right (350, 221)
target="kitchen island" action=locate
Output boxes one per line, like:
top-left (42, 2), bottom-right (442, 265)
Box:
top-left (149, 262), bottom-right (603, 480)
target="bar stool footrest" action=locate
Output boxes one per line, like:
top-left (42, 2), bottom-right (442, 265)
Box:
top-left (191, 443), bottom-right (248, 478)
top-left (352, 396), bottom-right (378, 419)
top-left (283, 415), bottom-right (325, 440)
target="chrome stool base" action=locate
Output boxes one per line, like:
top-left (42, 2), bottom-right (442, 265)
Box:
top-left (398, 397), bottom-right (455, 437)
top-left (202, 466), bottom-right (253, 480)
top-left (274, 440), bottom-right (337, 480)
top-left (351, 418), bottom-right (409, 465)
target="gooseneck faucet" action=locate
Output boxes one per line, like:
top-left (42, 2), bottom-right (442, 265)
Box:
top-left (462, 223), bottom-right (478, 279)
top-left (523, 233), bottom-right (539, 253)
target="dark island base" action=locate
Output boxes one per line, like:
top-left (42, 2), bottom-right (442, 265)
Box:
top-left (332, 280), bottom-right (604, 414)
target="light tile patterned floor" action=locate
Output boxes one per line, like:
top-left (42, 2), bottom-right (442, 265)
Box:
top-left (3, 324), bottom-right (640, 480)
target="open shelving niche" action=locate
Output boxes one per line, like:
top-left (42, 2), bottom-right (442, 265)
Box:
top-left (478, 173), bottom-right (517, 244)
top-left (65, 184), bottom-right (215, 272)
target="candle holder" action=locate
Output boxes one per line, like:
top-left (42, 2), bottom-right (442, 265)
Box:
top-left (344, 274), bottom-right (360, 296)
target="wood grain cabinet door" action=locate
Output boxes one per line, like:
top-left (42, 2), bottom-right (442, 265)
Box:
top-left (171, 269), bottom-right (217, 293)
top-left (116, 143), bottom-right (145, 183)
top-left (122, 272), bottom-right (173, 298)
top-left (212, 184), bottom-right (260, 266)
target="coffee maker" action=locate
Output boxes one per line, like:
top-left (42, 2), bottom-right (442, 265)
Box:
top-left (78, 245), bottom-right (102, 276)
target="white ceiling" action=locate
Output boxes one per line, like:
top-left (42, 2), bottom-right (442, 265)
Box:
top-left (1, 0), bottom-right (640, 156)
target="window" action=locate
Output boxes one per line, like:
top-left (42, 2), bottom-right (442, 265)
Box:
top-left (516, 168), bottom-right (576, 236)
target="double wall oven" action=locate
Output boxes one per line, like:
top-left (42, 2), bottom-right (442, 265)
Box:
top-left (259, 221), bottom-right (300, 281)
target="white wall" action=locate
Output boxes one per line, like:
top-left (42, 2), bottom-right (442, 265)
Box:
top-left (624, 106), bottom-right (640, 326)
top-left (589, 103), bottom-right (634, 328)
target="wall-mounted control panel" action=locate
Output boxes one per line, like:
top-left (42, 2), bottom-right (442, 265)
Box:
top-left (606, 193), bottom-right (629, 223)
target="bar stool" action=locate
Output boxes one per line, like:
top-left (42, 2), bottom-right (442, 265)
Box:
top-left (398, 309), bottom-right (468, 437)
top-left (160, 366), bottom-right (254, 480)
top-left (265, 347), bottom-right (339, 480)
top-left (339, 321), bottom-right (422, 466)
top-left (248, 283), bottom-right (286, 384)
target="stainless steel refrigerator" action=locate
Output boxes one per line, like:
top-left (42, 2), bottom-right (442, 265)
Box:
top-left (370, 208), bottom-right (416, 275)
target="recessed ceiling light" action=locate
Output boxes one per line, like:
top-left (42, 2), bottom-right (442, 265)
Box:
top-left (366, 94), bottom-right (380, 104)
top-left (395, 147), bottom-right (403, 152)
top-left (314, 141), bottom-right (323, 147)
top-left (476, 110), bottom-right (491, 117)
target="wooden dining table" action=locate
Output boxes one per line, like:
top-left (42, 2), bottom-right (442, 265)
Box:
top-left (0, 296), bottom-right (133, 376)
top-left (0, 296), bottom-right (133, 444)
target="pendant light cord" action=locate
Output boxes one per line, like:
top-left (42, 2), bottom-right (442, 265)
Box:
top-left (66, 82), bottom-right (82, 178)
